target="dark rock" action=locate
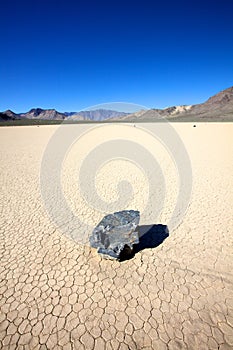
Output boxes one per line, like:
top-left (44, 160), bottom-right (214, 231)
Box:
top-left (90, 210), bottom-right (140, 260)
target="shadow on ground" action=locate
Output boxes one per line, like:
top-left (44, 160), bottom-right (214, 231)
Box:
top-left (120, 224), bottom-right (169, 261)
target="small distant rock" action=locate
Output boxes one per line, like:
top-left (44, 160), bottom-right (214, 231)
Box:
top-left (90, 210), bottom-right (140, 260)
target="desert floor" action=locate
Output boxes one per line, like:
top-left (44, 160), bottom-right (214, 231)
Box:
top-left (0, 123), bottom-right (233, 350)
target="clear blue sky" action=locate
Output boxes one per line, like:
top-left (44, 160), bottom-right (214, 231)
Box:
top-left (0, 0), bottom-right (233, 112)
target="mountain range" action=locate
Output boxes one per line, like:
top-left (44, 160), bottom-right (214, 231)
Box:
top-left (0, 108), bottom-right (129, 122)
top-left (1, 86), bottom-right (233, 122)
top-left (114, 86), bottom-right (233, 121)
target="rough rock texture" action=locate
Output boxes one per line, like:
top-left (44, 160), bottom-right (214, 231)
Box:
top-left (90, 210), bottom-right (140, 260)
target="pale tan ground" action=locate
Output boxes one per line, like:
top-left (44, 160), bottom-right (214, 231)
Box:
top-left (0, 123), bottom-right (233, 350)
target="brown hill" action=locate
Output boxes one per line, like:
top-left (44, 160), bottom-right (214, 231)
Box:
top-left (115, 86), bottom-right (233, 122)
top-left (20, 108), bottom-right (66, 120)
top-left (0, 110), bottom-right (20, 121)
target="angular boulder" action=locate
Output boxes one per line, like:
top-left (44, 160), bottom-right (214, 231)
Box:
top-left (90, 210), bottom-right (140, 260)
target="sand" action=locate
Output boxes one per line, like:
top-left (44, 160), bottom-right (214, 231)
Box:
top-left (0, 122), bottom-right (232, 349)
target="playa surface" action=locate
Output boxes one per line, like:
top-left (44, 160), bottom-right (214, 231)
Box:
top-left (0, 123), bottom-right (233, 349)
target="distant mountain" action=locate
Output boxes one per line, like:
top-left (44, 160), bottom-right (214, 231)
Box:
top-left (0, 110), bottom-right (20, 121)
top-left (67, 114), bottom-right (85, 121)
top-left (114, 86), bottom-right (233, 121)
top-left (0, 108), bottom-right (128, 122)
top-left (180, 86), bottom-right (233, 119)
top-left (70, 109), bottom-right (129, 121)
top-left (5, 109), bottom-right (20, 118)
top-left (0, 113), bottom-right (14, 122)
top-left (20, 108), bottom-right (66, 120)
top-left (64, 112), bottom-right (77, 116)
top-left (1, 87), bottom-right (233, 123)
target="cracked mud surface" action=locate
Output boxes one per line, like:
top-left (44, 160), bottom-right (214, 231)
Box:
top-left (0, 123), bottom-right (233, 349)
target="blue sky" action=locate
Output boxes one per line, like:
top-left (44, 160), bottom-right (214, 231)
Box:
top-left (0, 0), bottom-right (233, 112)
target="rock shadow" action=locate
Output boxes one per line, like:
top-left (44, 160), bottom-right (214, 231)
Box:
top-left (120, 224), bottom-right (169, 261)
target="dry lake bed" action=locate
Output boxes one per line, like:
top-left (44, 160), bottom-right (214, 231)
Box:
top-left (0, 123), bottom-right (233, 349)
